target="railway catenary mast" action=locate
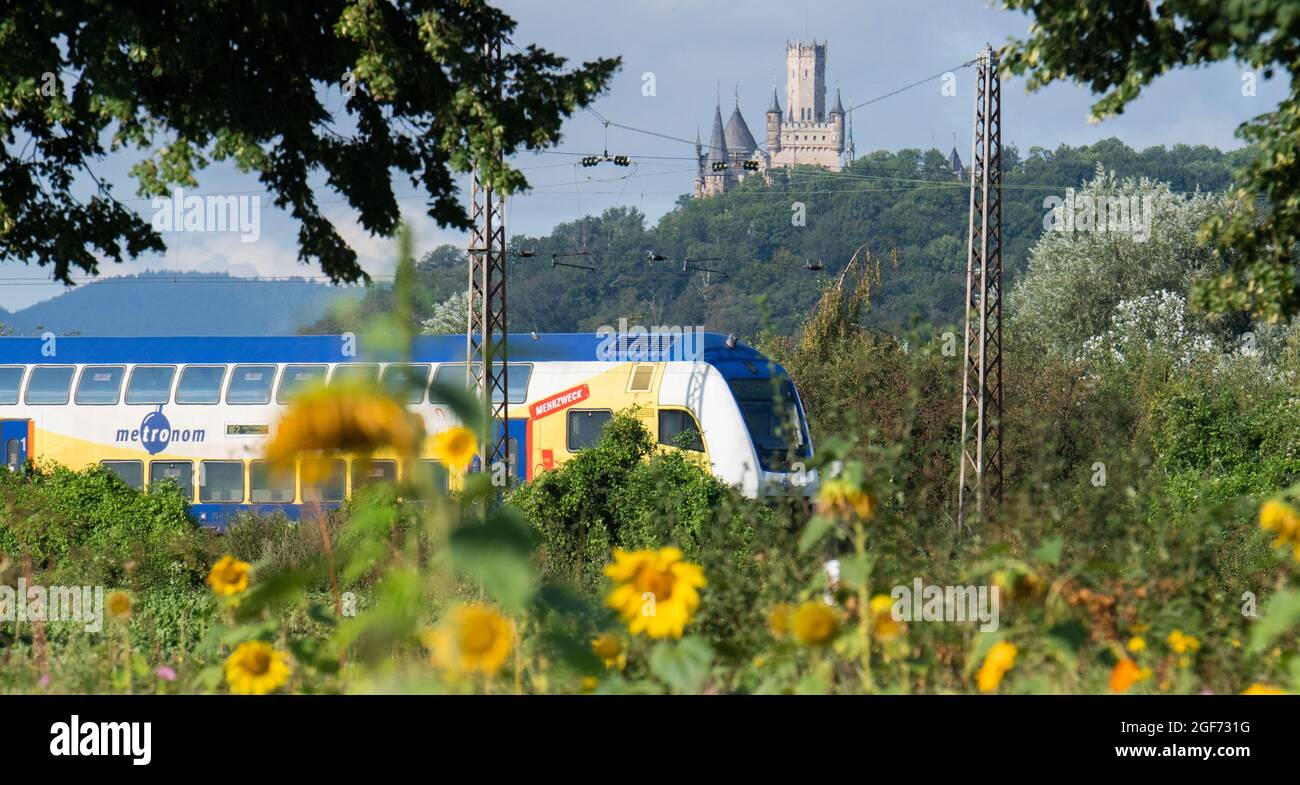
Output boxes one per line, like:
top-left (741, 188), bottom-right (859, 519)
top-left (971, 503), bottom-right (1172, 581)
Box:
top-left (956, 44), bottom-right (1004, 532)
top-left (467, 35), bottom-right (511, 481)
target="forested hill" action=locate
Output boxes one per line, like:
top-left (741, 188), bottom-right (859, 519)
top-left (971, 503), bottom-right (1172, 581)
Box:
top-left (1, 272), bottom-right (359, 336)
top-left (308, 138), bottom-right (1251, 339)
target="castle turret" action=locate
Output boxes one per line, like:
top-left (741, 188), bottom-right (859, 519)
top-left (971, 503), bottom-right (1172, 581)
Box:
top-left (766, 87), bottom-right (782, 153)
top-left (829, 88), bottom-right (846, 153)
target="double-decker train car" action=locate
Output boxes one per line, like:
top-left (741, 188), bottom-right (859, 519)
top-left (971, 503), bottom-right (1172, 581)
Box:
top-left (0, 332), bottom-right (816, 528)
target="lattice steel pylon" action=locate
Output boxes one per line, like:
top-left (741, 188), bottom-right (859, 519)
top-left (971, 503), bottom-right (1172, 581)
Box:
top-left (957, 44), bottom-right (1003, 532)
top-left (467, 36), bottom-right (510, 480)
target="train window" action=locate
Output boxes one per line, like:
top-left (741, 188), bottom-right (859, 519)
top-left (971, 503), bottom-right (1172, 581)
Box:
top-left (250, 460), bottom-right (295, 503)
top-left (126, 366), bottom-right (176, 404)
top-left (430, 363), bottom-right (532, 403)
top-left (352, 459), bottom-right (397, 490)
top-left (150, 461), bottom-right (194, 500)
top-left (25, 366), bottom-right (74, 405)
top-left (75, 365), bottom-right (126, 405)
top-left (330, 363), bottom-right (379, 386)
top-left (277, 364), bottom-right (327, 403)
top-left (403, 459), bottom-right (448, 498)
top-left (301, 458), bottom-right (346, 502)
top-left (628, 364), bottom-right (655, 392)
top-left (567, 409), bottom-right (612, 452)
top-left (381, 364), bottom-right (430, 404)
top-left (101, 460), bottom-right (144, 489)
top-left (658, 409), bottom-right (704, 452)
top-left (5, 439), bottom-right (19, 470)
top-left (226, 364), bottom-right (276, 404)
top-left (200, 461), bottom-right (245, 502)
top-left (177, 365), bottom-right (226, 404)
top-left (0, 366), bottom-right (23, 405)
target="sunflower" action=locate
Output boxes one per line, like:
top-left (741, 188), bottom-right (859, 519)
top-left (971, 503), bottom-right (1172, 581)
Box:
top-left (1259, 497), bottom-right (1300, 560)
top-left (591, 633), bottom-right (627, 670)
top-left (431, 425), bottom-right (478, 474)
top-left (105, 591), bottom-right (133, 620)
top-left (206, 555), bottom-right (251, 596)
top-left (791, 601), bottom-right (838, 646)
top-left (767, 603), bottom-right (793, 639)
top-left (1241, 683), bottom-right (1286, 695)
top-left (976, 641), bottom-right (1017, 693)
top-left (817, 476), bottom-right (877, 521)
top-left (424, 604), bottom-right (514, 677)
top-left (604, 547), bottom-right (707, 639)
top-left (869, 594), bottom-right (902, 642)
top-left (224, 641), bottom-right (291, 695)
top-left (266, 386), bottom-right (424, 465)
top-left (1166, 629), bottom-right (1200, 655)
top-left (1126, 636), bottom-right (1146, 653)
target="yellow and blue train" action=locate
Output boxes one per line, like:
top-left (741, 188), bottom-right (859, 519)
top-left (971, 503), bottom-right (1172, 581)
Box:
top-left (0, 332), bottom-right (816, 528)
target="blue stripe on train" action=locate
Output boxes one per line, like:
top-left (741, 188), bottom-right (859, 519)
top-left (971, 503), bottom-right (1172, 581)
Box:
top-left (191, 502), bottom-right (340, 531)
top-left (0, 332), bottom-right (767, 366)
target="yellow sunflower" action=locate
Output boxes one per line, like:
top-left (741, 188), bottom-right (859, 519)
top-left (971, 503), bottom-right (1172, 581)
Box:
top-left (604, 547), bottom-right (707, 639)
top-left (224, 641), bottom-right (292, 695)
top-left (1259, 497), bottom-right (1300, 560)
top-left (266, 386), bottom-right (424, 465)
top-left (1166, 629), bottom-right (1200, 655)
top-left (1126, 636), bottom-right (1146, 653)
top-left (591, 633), bottom-right (627, 670)
top-left (976, 641), bottom-right (1017, 693)
top-left (430, 425), bottom-right (478, 474)
top-left (869, 594), bottom-right (902, 642)
top-left (791, 601), bottom-right (838, 646)
top-left (767, 603), bottom-right (793, 639)
top-left (1241, 683), bottom-right (1286, 695)
top-left (206, 555), bottom-right (251, 596)
top-left (424, 604), bottom-right (514, 677)
top-left (816, 476), bottom-right (877, 521)
top-left (106, 591), bottom-right (133, 620)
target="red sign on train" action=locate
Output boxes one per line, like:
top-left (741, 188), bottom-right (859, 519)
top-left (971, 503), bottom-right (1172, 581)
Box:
top-left (530, 383), bottom-right (589, 419)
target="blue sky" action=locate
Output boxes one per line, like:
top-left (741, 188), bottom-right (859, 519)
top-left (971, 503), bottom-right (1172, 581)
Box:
top-left (0, 0), bottom-right (1289, 311)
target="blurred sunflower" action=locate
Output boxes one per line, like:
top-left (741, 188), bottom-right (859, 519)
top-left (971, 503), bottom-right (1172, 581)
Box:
top-left (1166, 629), bottom-right (1200, 654)
top-left (206, 556), bottom-right (250, 596)
top-left (266, 386), bottom-right (424, 465)
top-left (976, 641), bottom-right (1017, 693)
top-left (1259, 497), bottom-right (1300, 560)
top-left (767, 603), bottom-right (793, 639)
top-left (424, 604), bottom-right (514, 677)
top-left (431, 425), bottom-right (477, 474)
top-left (791, 601), bottom-right (838, 647)
top-left (816, 476), bottom-right (877, 521)
top-left (106, 591), bottom-right (133, 620)
top-left (1126, 636), bottom-right (1146, 654)
top-left (1241, 683), bottom-right (1286, 695)
top-left (869, 594), bottom-right (902, 642)
top-left (604, 547), bottom-right (707, 639)
top-left (224, 641), bottom-right (291, 695)
top-left (591, 633), bottom-right (626, 670)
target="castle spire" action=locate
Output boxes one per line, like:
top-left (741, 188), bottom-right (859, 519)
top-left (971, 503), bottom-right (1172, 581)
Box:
top-left (830, 87), bottom-right (845, 116)
top-left (768, 84), bottom-right (782, 115)
top-left (707, 100), bottom-right (728, 168)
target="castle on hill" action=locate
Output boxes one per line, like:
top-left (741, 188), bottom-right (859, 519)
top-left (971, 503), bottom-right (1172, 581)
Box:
top-left (694, 40), bottom-right (855, 198)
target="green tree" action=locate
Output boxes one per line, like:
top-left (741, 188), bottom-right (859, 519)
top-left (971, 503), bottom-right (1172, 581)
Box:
top-left (1002, 0), bottom-right (1300, 321)
top-left (0, 1), bottom-right (618, 282)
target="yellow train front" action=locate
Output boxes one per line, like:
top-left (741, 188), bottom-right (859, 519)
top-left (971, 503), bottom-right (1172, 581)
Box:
top-left (0, 332), bottom-right (817, 527)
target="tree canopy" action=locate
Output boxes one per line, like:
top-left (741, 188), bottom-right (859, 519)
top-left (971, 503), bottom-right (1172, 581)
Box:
top-left (0, 1), bottom-right (619, 282)
top-left (1002, 0), bottom-right (1300, 321)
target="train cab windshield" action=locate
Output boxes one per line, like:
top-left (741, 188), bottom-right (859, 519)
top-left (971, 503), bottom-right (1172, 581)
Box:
top-left (726, 376), bottom-right (811, 471)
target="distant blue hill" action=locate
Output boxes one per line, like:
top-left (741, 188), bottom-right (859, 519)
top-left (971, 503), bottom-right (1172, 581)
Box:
top-left (0, 272), bottom-right (361, 336)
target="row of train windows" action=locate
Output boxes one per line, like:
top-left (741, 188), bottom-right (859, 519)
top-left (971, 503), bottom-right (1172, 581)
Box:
top-left (100, 458), bottom-right (449, 503)
top-left (0, 363), bottom-right (531, 406)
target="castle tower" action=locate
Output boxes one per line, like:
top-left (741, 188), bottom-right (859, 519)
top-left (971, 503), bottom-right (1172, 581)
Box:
top-left (829, 88), bottom-right (845, 152)
top-left (703, 101), bottom-right (730, 196)
top-left (786, 41), bottom-right (826, 123)
top-left (766, 87), bottom-right (782, 153)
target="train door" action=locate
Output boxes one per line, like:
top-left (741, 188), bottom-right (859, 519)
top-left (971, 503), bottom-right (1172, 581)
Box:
top-left (469, 419), bottom-right (529, 483)
top-left (503, 418), bottom-right (528, 483)
top-left (2, 419), bottom-right (30, 471)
